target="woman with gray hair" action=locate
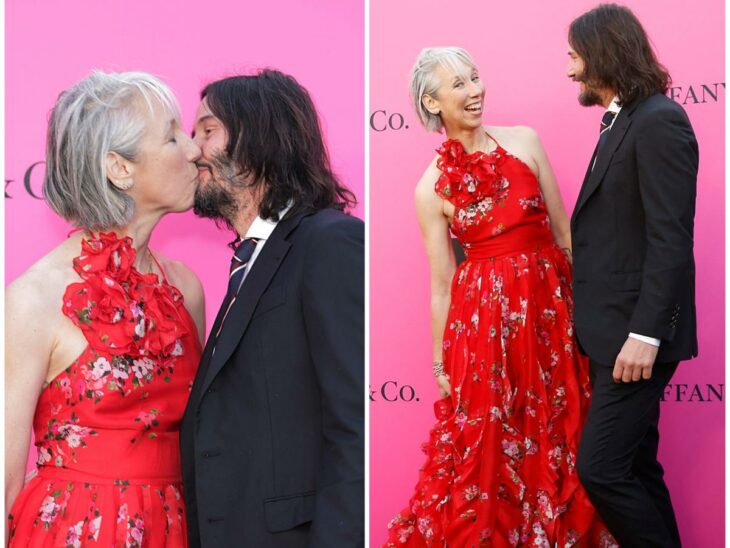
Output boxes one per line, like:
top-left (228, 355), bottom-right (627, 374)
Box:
top-left (385, 48), bottom-right (615, 546)
top-left (6, 71), bottom-right (205, 546)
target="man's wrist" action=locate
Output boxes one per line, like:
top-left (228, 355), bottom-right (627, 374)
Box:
top-left (629, 332), bottom-right (661, 347)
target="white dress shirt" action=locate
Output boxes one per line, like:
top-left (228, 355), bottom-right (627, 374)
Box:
top-left (605, 95), bottom-right (622, 123)
top-left (236, 204), bottom-right (292, 286)
top-left (592, 96), bottom-right (622, 171)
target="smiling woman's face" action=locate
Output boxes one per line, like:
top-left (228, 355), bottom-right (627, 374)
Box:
top-left (422, 60), bottom-right (485, 134)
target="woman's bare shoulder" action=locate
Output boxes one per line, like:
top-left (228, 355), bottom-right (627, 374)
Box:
top-left (7, 239), bottom-right (81, 326)
top-left (415, 156), bottom-right (442, 197)
top-left (487, 124), bottom-right (539, 143)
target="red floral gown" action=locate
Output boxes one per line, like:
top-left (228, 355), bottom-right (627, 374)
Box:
top-left (385, 138), bottom-right (617, 547)
top-left (8, 233), bottom-right (201, 547)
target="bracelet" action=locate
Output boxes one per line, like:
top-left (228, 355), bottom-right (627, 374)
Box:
top-left (433, 361), bottom-right (445, 377)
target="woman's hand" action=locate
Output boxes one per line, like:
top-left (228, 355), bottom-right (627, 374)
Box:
top-left (436, 374), bottom-right (452, 398)
top-left (562, 247), bottom-right (573, 264)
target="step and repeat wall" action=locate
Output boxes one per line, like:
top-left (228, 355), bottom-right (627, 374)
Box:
top-left (7, 0), bottom-right (364, 312)
top-left (369, 0), bottom-right (724, 546)
top-left (7, 0), bottom-right (364, 476)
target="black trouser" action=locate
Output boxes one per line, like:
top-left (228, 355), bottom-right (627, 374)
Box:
top-left (577, 359), bottom-right (681, 548)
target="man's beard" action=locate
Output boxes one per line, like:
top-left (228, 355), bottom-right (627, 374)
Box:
top-left (578, 88), bottom-right (603, 107)
top-left (193, 154), bottom-right (245, 227)
top-left (576, 78), bottom-right (603, 107)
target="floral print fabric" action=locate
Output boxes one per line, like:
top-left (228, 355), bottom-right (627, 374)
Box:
top-left (386, 140), bottom-right (617, 547)
top-left (8, 233), bottom-right (201, 547)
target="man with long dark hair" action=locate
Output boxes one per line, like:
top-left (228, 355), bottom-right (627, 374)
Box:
top-left (567, 4), bottom-right (697, 547)
top-left (180, 69), bottom-right (364, 547)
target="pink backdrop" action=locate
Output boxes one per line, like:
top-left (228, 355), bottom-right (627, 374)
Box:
top-left (6, 0), bottom-right (363, 475)
top-left (369, 0), bottom-right (724, 546)
top-left (6, 0), bottom-right (363, 326)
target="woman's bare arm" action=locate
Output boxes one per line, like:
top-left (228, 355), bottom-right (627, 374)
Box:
top-left (5, 273), bottom-right (56, 513)
top-left (415, 162), bottom-right (457, 396)
top-left (518, 126), bottom-right (573, 257)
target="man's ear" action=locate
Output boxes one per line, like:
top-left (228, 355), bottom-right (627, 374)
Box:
top-left (106, 152), bottom-right (135, 191)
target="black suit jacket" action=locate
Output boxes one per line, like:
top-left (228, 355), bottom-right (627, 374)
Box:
top-left (180, 208), bottom-right (364, 547)
top-left (571, 93), bottom-right (699, 366)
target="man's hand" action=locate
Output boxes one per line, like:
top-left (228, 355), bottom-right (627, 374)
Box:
top-left (613, 337), bottom-right (659, 383)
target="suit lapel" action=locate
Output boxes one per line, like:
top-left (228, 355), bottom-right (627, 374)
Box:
top-left (572, 99), bottom-right (639, 221)
top-left (571, 143), bottom-right (600, 228)
top-left (187, 293), bottom-right (229, 408)
top-left (197, 209), bottom-right (312, 401)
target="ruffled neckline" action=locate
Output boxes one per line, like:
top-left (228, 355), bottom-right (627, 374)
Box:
top-left (435, 138), bottom-right (509, 208)
top-left (62, 232), bottom-right (189, 362)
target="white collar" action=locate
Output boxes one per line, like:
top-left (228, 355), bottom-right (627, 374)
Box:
top-left (606, 95), bottom-right (622, 114)
top-left (240, 203), bottom-right (293, 242)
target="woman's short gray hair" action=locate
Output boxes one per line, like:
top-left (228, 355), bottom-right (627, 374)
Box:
top-left (44, 70), bottom-right (180, 229)
top-left (409, 47), bottom-right (478, 132)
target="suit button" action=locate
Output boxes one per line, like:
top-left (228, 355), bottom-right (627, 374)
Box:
top-left (206, 388), bottom-right (216, 394)
top-left (202, 450), bottom-right (220, 458)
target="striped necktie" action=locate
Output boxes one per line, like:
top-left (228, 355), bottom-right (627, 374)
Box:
top-left (215, 237), bottom-right (258, 337)
top-left (598, 109), bottom-right (617, 148)
top-left (227, 237), bottom-right (258, 300)
top-left (592, 109), bottom-right (617, 171)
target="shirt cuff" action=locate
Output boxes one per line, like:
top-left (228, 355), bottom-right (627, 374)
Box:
top-left (629, 332), bottom-right (661, 347)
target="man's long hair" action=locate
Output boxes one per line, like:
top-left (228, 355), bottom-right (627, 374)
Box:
top-left (569, 3), bottom-right (671, 105)
top-left (202, 70), bottom-right (357, 221)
